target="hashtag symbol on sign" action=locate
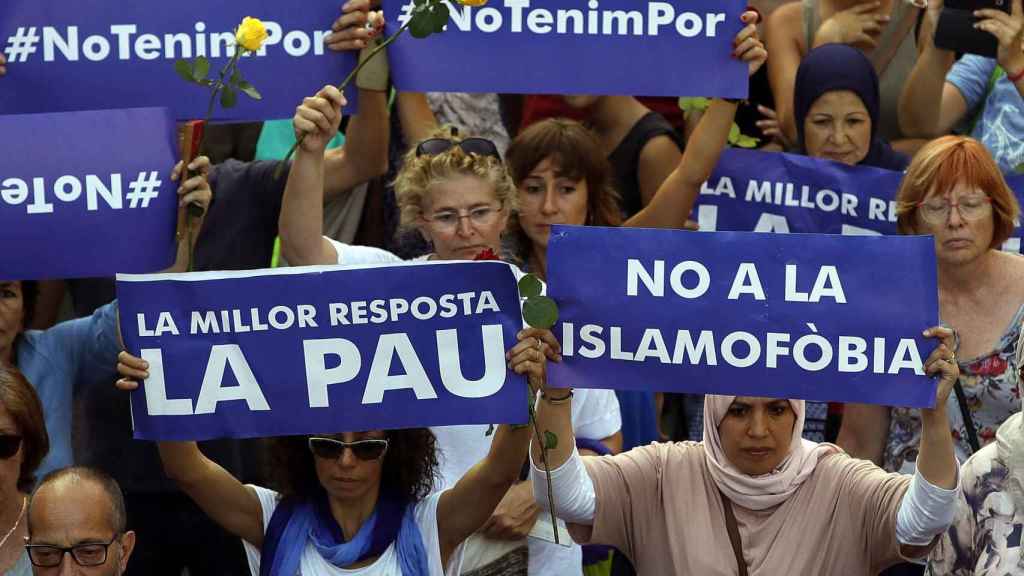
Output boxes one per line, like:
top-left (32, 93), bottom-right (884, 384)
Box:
top-left (126, 171), bottom-right (162, 209)
top-left (397, 1), bottom-right (414, 26)
top-left (4, 27), bottom-right (40, 63)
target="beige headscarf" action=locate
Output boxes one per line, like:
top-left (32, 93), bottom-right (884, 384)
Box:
top-left (703, 395), bottom-right (839, 511)
top-left (996, 327), bottom-right (1024, 505)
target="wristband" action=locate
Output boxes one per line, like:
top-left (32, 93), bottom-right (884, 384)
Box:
top-left (1009, 66), bottom-right (1024, 84)
top-left (355, 37), bottom-right (390, 91)
top-left (542, 390), bottom-right (574, 404)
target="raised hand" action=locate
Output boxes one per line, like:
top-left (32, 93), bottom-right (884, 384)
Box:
top-left (814, 2), bottom-right (891, 49)
top-left (293, 85), bottom-right (348, 154)
top-left (921, 325), bottom-right (960, 412)
top-left (171, 155), bottom-right (212, 210)
top-left (735, 10), bottom-right (769, 76)
top-left (325, 0), bottom-right (385, 52)
top-left (975, 0), bottom-right (1024, 74)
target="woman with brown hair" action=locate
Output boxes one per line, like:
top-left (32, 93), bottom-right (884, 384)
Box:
top-left (504, 15), bottom-right (767, 453)
top-left (839, 136), bottom-right (1024, 477)
top-left (0, 364), bottom-right (49, 575)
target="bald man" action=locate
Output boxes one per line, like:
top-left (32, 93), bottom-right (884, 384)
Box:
top-left (25, 467), bottom-right (135, 575)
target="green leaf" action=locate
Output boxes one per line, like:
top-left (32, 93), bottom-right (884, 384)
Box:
top-left (543, 431), bottom-right (559, 450)
top-left (192, 56), bottom-right (210, 81)
top-left (237, 80), bottom-right (262, 101)
top-left (409, 12), bottom-right (434, 38)
top-left (174, 59), bottom-right (196, 83)
top-left (413, 0), bottom-right (426, 5)
top-left (1016, 163), bottom-right (1024, 174)
top-left (220, 85), bottom-right (238, 108)
top-left (678, 96), bottom-right (710, 113)
top-left (230, 67), bottom-right (242, 86)
top-left (735, 134), bottom-right (760, 148)
top-left (518, 273), bottom-right (543, 298)
top-left (728, 123), bottom-right (741, 144)
top-left (523, 296), bottom-right (558, 329)
top-left (430, 2), bottom-right (450, 33)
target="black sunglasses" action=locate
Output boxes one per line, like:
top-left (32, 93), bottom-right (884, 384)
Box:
top-left (415, 137), bottom-right (502, 161)
top-left (308, 437), bottom-right (389, 461)
top-left (0, 434), bottom-right (21, 459)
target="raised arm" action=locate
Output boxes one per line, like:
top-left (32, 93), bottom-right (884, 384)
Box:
top-left (322, 3), bottom-right (390, 199)
top-left (115, 352), bottom-right (264, 547)
top-left (625, 11), bottom-right (766, 230)
top-left (157, 441), bottom-right (265, 547)
top-left (323, 88), bottom-right (390, 200)
top-left (278, 86), bottom-right (347, 266)
top-left (894, 326), bottom-right (960, 559)
top-left (914, 326), bottom-right (958, 490)
top-left (765, 2), bottom-right (806, 145)
top-left (436, 328), bottom-right (561, 564)
top-left (397, 92), bottom-right (441, 147)
top-left (898, 0), bottom-right (968, 137)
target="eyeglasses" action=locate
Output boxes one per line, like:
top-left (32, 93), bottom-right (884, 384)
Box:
top-left (0, 434), bottom-right (21, 459)
top-left (916, 194), bottom-right (992, 224)
top-left (25, 535), bottom-right (120, 568)
top-left (415, 137), bottom-right (502, 161)
top-left (422, 204), bottom-right (503, 232)
top-left (308, 437), bottom-right (389, 461)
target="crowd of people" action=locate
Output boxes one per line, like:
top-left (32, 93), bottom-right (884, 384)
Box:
top-left (2, 0), bottom-right (1024, 573)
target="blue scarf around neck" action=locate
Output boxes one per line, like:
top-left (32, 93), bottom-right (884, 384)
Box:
top-left (260, 488), bottom-right (429, 576)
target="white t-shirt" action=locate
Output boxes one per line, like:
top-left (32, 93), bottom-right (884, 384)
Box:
top-left (244, 486), bottom-right (462, 576)
top-left (432, 389), bottom-right (620, 576)
top-left (329, 240), bottom-right (624, 575)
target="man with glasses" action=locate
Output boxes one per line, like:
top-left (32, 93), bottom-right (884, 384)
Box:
top-left (24, 467), bottom-right (135, 575)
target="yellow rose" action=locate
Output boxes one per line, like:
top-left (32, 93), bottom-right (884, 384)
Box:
top-left (236, 17), bottom-right (268, 52)
top-left (457, 0), bottom-right (488, 6)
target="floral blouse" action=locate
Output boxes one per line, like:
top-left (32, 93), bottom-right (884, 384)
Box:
top-left (926, 443), bottom-right (1024, 575)
top-left (883, 305), bottom-right (1024, 473)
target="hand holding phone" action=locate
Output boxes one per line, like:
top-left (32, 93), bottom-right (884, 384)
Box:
top-left (934, 0), bottom-right (1015, 58)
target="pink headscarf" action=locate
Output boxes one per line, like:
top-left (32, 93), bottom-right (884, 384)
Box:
top-left (703, 395), bottom-right (839, 511)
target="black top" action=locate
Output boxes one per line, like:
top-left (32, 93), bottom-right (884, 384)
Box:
top-left (71, 159), bottom-right (290, 493)
top-left (606, 112), bottom-right (685, 217)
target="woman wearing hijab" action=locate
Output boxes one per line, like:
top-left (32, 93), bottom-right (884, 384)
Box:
top-left (792, 43), bottom-right (910, 170)
top-left (927, 325), bottom-right (1024, 574)
top-left (529, 327), bottom-right (961, 575)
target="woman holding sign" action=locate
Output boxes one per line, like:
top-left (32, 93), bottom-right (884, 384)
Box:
top-left (504, 21), bottom-right (766, 451)
top-left (530, 328), bottom-right (962, 575)
top-left (116, 328), bottom-right (554, 575)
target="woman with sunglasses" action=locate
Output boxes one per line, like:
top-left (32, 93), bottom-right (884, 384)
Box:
top-left (114, 327), bottom-right (555, 575)
top-left (0, 365), bottom-right (49, 576)
top-left (839, 137), bottom-right (1024, 481)
top-left (278, 85), bottom-right (624, 576)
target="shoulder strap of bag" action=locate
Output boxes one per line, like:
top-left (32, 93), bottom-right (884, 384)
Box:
top-left (719, 490), bottom-right (749, 576)
top-left (953, 381), bottom-right (982, 454)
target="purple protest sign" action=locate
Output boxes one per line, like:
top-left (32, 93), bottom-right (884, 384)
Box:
top-left (0, 1), bottom-right (356, 120)
top-left (695, 149), bottom-right (1024, 254)
top-left (547, 225), bottom-right (940, 408)
top-left (384, 0), bottom-right (749, 98)
top-left (0, 107), bottom-right (178, 279)
top-left (118, 262), bottom-right (528, 440)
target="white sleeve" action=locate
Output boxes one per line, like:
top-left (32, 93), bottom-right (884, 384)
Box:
top-left (326, 237), bottom-right (404, 266)
top-left (895, 467), bottom-right (961, 549)
top-left (531, 446), bottom-right (596, 525)
top-left (571, 389), bottom-right (622, 441)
